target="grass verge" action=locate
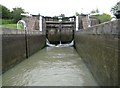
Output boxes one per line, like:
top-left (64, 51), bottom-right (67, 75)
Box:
top-left (1, 24), bottom-right (17, 29)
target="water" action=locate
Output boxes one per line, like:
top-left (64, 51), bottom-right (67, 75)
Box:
top-left (46, 38), bottom-right (74, 47)
top-left (2, 47), bottom-right (98, 86)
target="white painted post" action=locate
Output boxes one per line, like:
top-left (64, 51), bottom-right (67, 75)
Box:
top-left (76, 16), bottom-right (79, 31)
top-left (87, 15), bottom-right (91, 27)
top-left (39, 15), bottom-right (42, 31)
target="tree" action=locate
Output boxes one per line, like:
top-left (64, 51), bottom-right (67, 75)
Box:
top-left (53, 16), bottom-right (59, 21)
top-left (75, 12), bottom-right (80, 16)
top-left (90, 8), bottom-right (99, 14)
top-left (11, 7), bottom-right (25, 23)
top-left (0, 4), bottom-right (11, 19)
top-left (0, 5), bottom-right (1, 25)
top-left (111, 1), bottom-right (120, 15)
top-left (59, 14), bottom-right (65, 18)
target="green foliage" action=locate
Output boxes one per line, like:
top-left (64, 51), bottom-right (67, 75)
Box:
top-left (53, 16), bottom-right (59, 21)
top-left (11, 7), bottom-right (25, 23)
top-left (0, 5), bottom-right (24, 29)
top-left (111, 5), bottom-right (118, 14)
top-left (59, 14), bottom-right (65, 18)
top-left (90, 9), bottom-right (111, 23)
top-left (75, 12), bottom-right (80, 16)
top-left (90, 8), bottom-right (99, 14)
top-left (111, 1), bottom-right (120, 14)
top-left (93, 13), bottom-right (112, 23)
top-left (0, 5), bottom-right (25, 23)
top-left (0, 4), bottom-right (11, 19)
top-left (0, 5), bottom-right (1, 18)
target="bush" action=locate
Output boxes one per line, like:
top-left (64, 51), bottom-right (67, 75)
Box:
top-left (93, 13), bottom-right (112, 23)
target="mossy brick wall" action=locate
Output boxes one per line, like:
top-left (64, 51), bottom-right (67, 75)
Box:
top-left (75, 20), bottom-right (120, 86)
top-left (2, 28), bottom-right (46, 73)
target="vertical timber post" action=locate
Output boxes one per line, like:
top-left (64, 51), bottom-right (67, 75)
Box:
top-left (25, 30), bottom-right (28, 58)
top-left (73, 16), bottom-right (76, 47)
top-left (59, 20), bottom-right (62, 44)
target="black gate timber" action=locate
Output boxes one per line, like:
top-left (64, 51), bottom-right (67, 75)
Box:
top-left (44, 16), bottom-right (76, 45)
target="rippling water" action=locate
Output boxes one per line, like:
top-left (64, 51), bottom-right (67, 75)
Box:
top-left (2, 47), bottom-right (98, 86)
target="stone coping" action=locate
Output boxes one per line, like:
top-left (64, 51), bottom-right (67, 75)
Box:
top-left (1, 27), bottom-right (43, 35)
top-left (77, 20), bottom-right (120, 34)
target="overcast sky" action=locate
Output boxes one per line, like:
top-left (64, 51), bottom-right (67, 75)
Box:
top-left (1, 0), bottom-right (120, 16)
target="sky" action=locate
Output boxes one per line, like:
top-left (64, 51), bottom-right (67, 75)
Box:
top-left (0, 0), bottom-right (120, 16)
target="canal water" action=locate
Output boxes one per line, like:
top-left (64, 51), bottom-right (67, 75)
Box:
top-left (2, 47), bottom-right (98, 86)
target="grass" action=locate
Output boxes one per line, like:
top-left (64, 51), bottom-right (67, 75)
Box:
top-left (1, 24), bottom-right (17, 29)
top-left (0, 19), bottom-right (17, 29)
top-left (0, 19), bottom-right (25, 29)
